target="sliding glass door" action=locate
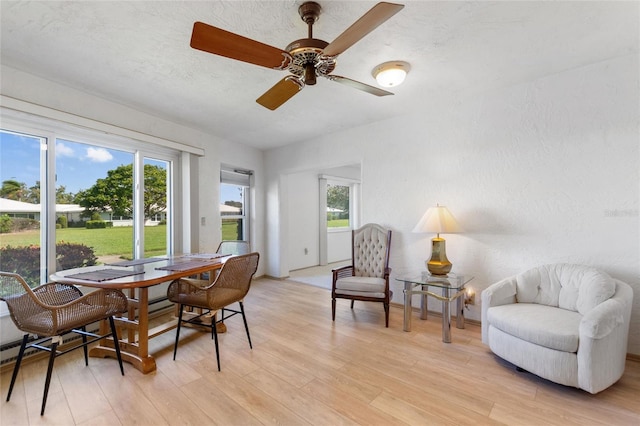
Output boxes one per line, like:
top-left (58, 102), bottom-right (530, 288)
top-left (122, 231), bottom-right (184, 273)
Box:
top-left (0, 124), bottom-right (177, 283)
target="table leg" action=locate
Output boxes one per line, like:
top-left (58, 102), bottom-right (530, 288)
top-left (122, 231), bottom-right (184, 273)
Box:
top-left (456, 288), bottom-right (465, 329)
top-left (403, 281), bottom-right (412, 332)
top-left (90, 287), bottom-right (157, 374)
top-left (442, 287), bottom-right (451, 343)
top-left (420, 284), bottom-right (428, 320)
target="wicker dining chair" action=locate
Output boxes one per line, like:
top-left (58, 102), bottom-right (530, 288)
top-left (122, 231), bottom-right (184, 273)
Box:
top-left (0, 271), bottom-right (128, 415)
top-left (167, 252), bottom-right (259, 371)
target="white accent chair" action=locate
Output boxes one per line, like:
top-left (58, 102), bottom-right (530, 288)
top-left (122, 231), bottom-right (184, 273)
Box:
top-left (332, 223), bottom-right (392, 327)
top-left (482, 264), bottom-right (632, 394)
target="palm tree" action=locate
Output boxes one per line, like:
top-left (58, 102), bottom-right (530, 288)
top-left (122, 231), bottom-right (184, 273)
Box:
top-left (0, 179), bottom-right (26, 201)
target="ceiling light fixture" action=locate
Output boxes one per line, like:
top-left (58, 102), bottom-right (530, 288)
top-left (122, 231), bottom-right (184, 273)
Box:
top-left (372, 61), bottom-right (410, 88)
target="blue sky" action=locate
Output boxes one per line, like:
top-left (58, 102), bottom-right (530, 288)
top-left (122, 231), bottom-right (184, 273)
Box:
top-left (1, 131), bottom-right (240, 203)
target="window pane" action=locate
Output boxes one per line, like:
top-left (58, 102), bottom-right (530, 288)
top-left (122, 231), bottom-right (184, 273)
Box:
top-left (222, 218), bottom-right (244, 241)
top-left (55, 139), bottom-right (134, 266)
top-left (143, 157), bottom-right (169, 257)
top-left (0, 130), bottom-right (44, 286)
top-left (327, 183), bottom-right (349, 228)
top-left (220, 182), bottom-right (246, 241)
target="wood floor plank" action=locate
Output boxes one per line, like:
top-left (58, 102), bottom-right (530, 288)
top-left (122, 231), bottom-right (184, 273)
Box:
top-left (55, 356), bottom-right (114, 424)
top-left (180, 377), bottom-right (262, 426)
top-left (193, 360), bottom-right (310, 425)
top-left (370, 390), bottom-right (454, 425)
top-left (76, 410), bottom-right (122, 426)
top-left (301, 377), bottom-right (405, 425)
top-left (244, 369), bottom-right (359, 425)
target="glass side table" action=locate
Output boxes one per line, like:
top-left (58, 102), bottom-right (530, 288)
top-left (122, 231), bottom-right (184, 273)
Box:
top-left (396, 272), bottom-right (474, 343)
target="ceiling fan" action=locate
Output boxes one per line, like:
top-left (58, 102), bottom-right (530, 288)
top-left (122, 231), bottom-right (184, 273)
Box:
top-left (190, 1), bottom-right (405, 110)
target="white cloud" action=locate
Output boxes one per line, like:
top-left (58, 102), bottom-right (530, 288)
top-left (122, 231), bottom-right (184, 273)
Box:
top-left (85, 147), bottom-right (113, 162)
top-left (56, 141), bottom-right (75, 157)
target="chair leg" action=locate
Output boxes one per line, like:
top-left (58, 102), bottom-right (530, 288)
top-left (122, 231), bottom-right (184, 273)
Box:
top-left (6, 334), bottom-right (28, 402)
top-left (41, 341), bottom-right (58, 415)
top-left (173, 304), bottom-right (184, 361)
top-left (239, 301), bottom-right (252, 349)
top-left (384, 303), bottom-right (390, 328)
top-left (332, 298), bottom-right (336, 321)
top-left (212, 312), bottom-right (221, 371)
top-left (108, 316), bottom-right (125, 376)
top-left (350, 300), bottom-right (355, 309)
top-left (81, 325), bottom-right (89, 366)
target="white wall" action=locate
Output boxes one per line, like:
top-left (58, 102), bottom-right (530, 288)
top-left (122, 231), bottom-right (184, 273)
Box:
top-left (265, 53), bottom-right (640, 355)
top-left (285, 166), bottom-right (360, 271)
top-left (287, 170), bottom-right (320, 270)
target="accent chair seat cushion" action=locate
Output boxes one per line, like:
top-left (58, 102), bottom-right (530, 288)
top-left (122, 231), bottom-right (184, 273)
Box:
top-left (335, 276), bottom-right (386, 298)
top-left (487, 303), bottom-right (581, 352)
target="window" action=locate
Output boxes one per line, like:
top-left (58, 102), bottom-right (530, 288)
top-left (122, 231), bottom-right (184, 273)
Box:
top-left (220, 168), bottom-right (251, 242)
top-left (0, 118), bottom-right (180, 284)
top-left (326, 182), bottom-right (350, 229)
top-left (143, 157), bottom-right (170, 258)
top-left (55, 139), bottom-right (135, 267)
top-left (0, 130), bottom-right (46, 286)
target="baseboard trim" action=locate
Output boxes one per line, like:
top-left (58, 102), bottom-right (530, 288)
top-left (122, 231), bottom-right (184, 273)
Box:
top-left (627, 353), bottom-right (640, 362)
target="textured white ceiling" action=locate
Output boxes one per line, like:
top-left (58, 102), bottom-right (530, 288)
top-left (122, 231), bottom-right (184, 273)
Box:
top-left (1, 1), bottom-right (637, 150)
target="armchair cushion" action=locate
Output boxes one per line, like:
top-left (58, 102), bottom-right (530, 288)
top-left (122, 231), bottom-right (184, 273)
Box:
top-left (487, 303), bottom-right (581, 352)
top-left (514, 264), bottom-right (616, 314)
top-left (335, 276), bottom-right (386, 294)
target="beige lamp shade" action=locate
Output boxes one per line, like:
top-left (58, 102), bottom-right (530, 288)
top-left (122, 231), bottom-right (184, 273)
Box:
top-left (412, 205), bottom-right (461, 236)
top-left (412, 205), bottom-right (461, 275)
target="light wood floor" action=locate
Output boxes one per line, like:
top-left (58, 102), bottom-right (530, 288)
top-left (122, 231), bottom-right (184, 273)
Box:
top-left (1, 277), bottom-right (639, 425)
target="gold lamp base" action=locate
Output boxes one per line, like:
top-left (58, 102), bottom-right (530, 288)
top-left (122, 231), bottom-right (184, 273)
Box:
top-left (426, 237), bottom-right (452, 276)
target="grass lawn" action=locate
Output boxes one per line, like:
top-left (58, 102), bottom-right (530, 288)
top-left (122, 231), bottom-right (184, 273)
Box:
top-left (0, 225), bottom-right (167, 259)
top-left (328, 219), bottom-right (349, 228)
top-left (2, 221), bottom-right (245, 260)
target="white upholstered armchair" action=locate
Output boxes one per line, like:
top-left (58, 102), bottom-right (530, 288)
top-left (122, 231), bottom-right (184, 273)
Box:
top-left (332, 223), bottom-right (392, 327)
top-left (482, 264), bottom-right (632, 394)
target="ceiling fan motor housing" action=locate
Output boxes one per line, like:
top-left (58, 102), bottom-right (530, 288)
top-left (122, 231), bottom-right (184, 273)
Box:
top-left (285, 38), bottom-right (335, 85)
top-left (285, 2), bottom-right (336, 85)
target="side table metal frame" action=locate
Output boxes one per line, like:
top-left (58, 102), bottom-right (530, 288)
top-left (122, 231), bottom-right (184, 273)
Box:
top-left (403, 281), bottom-right (466, 343)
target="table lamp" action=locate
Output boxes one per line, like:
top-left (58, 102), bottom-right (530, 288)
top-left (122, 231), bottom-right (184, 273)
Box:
top-left (412, 204), bottom-right (461, 275)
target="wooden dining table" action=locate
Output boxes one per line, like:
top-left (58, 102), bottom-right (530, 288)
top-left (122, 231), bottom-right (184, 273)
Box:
top-left (50, 254), bottom-right (230, 374)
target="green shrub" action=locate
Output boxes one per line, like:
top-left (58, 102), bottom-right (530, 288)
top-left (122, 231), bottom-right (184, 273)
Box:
top-left (55, 242), bottom-right (98, 270)
top-left (0, 243), bottom-right (98, 288)
top-left (56, 215), bottom-right (68, 228)
top-left (86, 220), bottom-right (112, 229)
top-left (91, 212), bottom-right (102, 221)
top-left (0, 215), bottom-right (11, 233)
top-left (1, 217), bottom-right (40, 233)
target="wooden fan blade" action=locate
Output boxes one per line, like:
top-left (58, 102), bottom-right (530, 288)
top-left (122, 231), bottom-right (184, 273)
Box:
top-left (322, 2), bottom-right (404, 57)
top-left (327, 75), bottom-right (393, 96)
top-left (191, 22), bottom-right (291, 69)
top-left (256, 77), bottom-right (303, 110)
